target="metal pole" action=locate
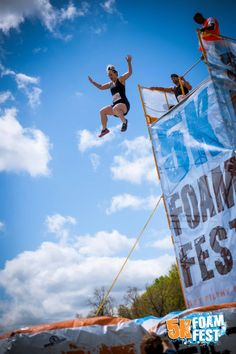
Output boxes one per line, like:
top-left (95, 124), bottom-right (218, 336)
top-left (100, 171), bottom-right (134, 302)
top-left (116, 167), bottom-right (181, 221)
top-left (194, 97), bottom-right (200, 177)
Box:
top-left (178, 77), bottom-right (185, 96)
top-left (197, 29), bottom-right (209, 65)
top-left (138, 84), bottom-right (188, 307)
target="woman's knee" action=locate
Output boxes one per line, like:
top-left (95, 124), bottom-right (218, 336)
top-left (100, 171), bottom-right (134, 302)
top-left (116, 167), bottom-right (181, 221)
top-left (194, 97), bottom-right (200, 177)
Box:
top-left (113, 104), bottom-right (127, 116)
top-left (100, 106), bottom-right (112, 115)
top-left (100, 107), bottom-right (107, 115)
top-left (112, 106), bottom-right (121, 116)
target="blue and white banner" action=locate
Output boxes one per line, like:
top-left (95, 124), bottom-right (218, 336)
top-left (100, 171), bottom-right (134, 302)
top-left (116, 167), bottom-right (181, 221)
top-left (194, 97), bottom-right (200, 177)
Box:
top-left (150, 75), bottom-right (236, 307)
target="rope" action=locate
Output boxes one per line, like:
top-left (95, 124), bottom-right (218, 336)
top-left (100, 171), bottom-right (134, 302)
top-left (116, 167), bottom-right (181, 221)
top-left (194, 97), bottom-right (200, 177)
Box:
top-left (197, 29), bottom-right (236, 42)
top-left (95, 194), bottom-right (163, 316)
top-left (207, 33), bottom-right (236, 42)
top-left (140, 56), bottom-right (202, 97)
top-left (182, 58), bottom-right (202, 78)
top-left (219, 34), bottom-right (236, 42)
top-left (183, 33), bottom-right (236, 79)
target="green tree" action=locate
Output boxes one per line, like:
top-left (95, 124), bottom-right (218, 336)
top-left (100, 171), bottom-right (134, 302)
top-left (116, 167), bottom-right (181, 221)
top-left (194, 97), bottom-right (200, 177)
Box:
top-left (118, 264), bottom-right (185, 318)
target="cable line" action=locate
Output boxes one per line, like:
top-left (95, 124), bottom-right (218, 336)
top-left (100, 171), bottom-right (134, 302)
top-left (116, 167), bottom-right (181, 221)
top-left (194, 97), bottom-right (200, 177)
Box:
top-left (95, 194), bottom-right (163, 316)
top-left (182, 57), bottom-right (202, 78)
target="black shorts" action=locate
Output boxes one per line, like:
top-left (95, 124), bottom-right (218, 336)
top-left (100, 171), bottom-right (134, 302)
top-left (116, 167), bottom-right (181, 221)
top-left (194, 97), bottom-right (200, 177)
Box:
top-left (112, 100), bottom-right (130, 116)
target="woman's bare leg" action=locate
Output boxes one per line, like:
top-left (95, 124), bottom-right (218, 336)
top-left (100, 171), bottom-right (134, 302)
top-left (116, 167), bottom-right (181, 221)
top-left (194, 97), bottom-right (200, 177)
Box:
top-left (112, 103), bottom-right (128, 131)
top-left (112, 103), bottom-right (127, 124)
top-left (100, 105), bottom-right (114, 130)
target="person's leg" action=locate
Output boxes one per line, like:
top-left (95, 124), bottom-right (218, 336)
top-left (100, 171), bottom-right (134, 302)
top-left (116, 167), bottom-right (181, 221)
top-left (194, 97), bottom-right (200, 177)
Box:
top-left (177, 94), bottom-right (185, 102)
top-left (112, 103), bottom-right (128, 131)
top-left (98, 105), bottom-right (114, 137)
top-left (100, 105), bottom-right (113, 129)
top-left (112, 103), bottom-right (127, 123)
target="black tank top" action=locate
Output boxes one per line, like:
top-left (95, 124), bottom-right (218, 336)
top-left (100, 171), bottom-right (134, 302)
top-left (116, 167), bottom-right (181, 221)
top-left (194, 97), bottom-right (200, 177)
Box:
top-left (174, 84), bottom-right (189, 99)
top-left (110, 79), bottom-right (130, 110)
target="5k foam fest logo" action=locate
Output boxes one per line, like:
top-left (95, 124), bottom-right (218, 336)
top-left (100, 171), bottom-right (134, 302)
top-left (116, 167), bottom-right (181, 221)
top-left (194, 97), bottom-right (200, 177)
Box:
top-left (166, 313), bottom-right (226, 344)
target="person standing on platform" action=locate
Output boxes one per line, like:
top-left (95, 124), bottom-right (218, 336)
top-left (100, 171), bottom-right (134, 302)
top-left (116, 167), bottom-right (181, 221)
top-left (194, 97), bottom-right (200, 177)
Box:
top-left (193, 12), bottom-right (220, 48)
top-left (149, 74), bottom-right (192, 103)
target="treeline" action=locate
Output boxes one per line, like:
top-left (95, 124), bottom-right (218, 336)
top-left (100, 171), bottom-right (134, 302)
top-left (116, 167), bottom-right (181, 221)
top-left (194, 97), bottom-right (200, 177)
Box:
top-left (86, 264), bottom-right (186, 319)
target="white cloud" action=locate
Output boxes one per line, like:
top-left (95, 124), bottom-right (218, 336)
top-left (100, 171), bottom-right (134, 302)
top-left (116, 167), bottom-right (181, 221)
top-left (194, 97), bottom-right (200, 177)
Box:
top-left (90, 24), bottom-right (107, 35)
top-left (90, 153), bottom-right (100, 170)
top-left (111, 136), bottom-right (158, 184)
top-left (75, 229), bottom-right (135, 256)
top-left (15, 73), bottom-right (40, 87)
top-left (151, 236), bottom-right (173, 250)
top-left (0, 0), bottom-right (57, 33)
top-left (0, 0), bottom-right (90, 34)
top-left (56, 33), bottom-right (74, 42)
top-left (75, 91), bottom-right (84, 97)
top-left (0, 91), bottom-right (14, 104)
top-left (0, 65), bottom-right (42, 108)
top-left (46, 217), bottom-right (134, 256)
top-left (0, 108), bottom-right (51, 176)
top-left (71, 1), bottom-right (90, 18)
top-left (60, 3), bottom-right (78, 21)
top-left (33, 47), bottom-right (48, 54)
top-left (15, 71), bottom-right (42, 107)
top-left (60, 2), bottom-right (89, 21)
top-left (0, 222), bottom-right (5, 232)
top-left (101, 0), bottom-right (116, 14)
top-left (27, 86), bottom-right (42, 108)
top-left (77, 125), bottom-right (119, 152)
top-left (46, 213), bottom-right (77, 243)
top-left (106, 193), bottom-right (160, 215)
top-left (0, 228), bottom-right (174, 331)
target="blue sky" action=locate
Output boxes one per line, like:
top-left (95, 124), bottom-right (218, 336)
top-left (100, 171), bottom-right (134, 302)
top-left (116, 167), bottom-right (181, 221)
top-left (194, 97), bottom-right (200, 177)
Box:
top-left (0, 0), bottom-right (235, 331)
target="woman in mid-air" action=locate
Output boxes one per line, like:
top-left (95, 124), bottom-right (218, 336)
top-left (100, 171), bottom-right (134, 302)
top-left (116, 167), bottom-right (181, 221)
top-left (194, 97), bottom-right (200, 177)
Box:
top-left (88, 55), bottom-right (132, 138)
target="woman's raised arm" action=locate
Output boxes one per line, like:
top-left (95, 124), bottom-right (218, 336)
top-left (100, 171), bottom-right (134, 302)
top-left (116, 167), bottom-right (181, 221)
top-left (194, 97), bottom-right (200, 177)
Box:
top-left (119, 55), bottom-right (132, 83)
top-left (88, 76), bottom-right (111, 90)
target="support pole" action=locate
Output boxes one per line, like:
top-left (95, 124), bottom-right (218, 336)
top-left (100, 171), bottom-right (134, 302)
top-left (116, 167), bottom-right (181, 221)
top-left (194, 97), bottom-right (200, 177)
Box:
top-left (138, 84), bottom-right (188, 307)
top-left (197, 29), bottom-right (209, 65)
top-left (138, 86), bottom-right (172, 230)
top-left (178, 77), bottom-right (185, 97)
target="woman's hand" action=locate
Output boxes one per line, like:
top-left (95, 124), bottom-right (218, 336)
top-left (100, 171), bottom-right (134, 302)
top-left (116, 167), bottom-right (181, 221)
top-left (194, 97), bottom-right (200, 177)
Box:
top-left (126, 55), bottom-right (132, 63)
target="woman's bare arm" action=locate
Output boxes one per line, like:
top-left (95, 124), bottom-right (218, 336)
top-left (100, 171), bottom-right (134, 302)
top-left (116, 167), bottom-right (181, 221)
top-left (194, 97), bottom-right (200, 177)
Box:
top-left (149, 86), bottom-right (174, 93)
top-left (88, 76), bottom-right (112, 90)
top-left (119, 55), bottom-right (132, 84)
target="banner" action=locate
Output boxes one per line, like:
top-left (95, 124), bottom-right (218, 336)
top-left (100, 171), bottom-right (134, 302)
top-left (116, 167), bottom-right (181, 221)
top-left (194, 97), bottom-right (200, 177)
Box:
top-left (0, 317), bottom-right (146, 354)
top-left (140, 88), bottom-right (177, 118)
top-left (150, 59), bottom-right (236, 307)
